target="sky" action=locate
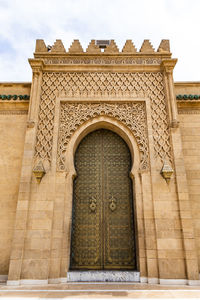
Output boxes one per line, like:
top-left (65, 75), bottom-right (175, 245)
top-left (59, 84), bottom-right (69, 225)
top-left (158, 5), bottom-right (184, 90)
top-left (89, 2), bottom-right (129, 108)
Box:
top-left (0, 0), bottom-right (199, 82)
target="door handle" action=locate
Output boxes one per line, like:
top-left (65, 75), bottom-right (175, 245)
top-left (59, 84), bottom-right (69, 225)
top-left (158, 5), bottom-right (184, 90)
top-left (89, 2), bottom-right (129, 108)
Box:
top-left (109, 195), bottom-right (117, 211)
top-left (89, 196), bottom-right (97, 212)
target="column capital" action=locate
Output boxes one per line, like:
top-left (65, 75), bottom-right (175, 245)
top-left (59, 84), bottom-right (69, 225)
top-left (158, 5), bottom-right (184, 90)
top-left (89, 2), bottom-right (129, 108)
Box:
top-left (28, 59), bottom-right (44, 76)
top-left (161, 59), bottom-right (177, 74)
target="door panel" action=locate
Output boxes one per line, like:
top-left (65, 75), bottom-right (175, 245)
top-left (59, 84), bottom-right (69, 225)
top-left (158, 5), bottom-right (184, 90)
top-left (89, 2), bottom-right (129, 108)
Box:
top-left (70, 129), bottom-right (136, 270)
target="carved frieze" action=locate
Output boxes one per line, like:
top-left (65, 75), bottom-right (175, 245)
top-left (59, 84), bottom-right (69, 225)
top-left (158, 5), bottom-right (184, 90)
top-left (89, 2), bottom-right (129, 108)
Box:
top-left (43, 58), bottom-right (162, 65)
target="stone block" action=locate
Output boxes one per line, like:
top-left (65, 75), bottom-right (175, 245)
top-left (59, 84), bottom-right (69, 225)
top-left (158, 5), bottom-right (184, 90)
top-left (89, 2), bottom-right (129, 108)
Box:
top-left (158, 258), bottom-right (186, 279)
top-left (157, 238), bottom-right (183, 250)
top-left (8, 259), bottom-right (22, 280)
top-left (21, 259), bottom-right (49, 280)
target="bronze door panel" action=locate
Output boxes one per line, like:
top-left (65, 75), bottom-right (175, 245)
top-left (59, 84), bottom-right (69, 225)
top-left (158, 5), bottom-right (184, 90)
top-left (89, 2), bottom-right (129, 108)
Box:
top-left (70, 129), bottom-right (136, 270)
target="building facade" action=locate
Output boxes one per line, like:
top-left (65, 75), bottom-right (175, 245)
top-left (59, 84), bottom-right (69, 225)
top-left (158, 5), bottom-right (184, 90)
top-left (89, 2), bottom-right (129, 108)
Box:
top-left (0, 39), bottom-right (200, 285)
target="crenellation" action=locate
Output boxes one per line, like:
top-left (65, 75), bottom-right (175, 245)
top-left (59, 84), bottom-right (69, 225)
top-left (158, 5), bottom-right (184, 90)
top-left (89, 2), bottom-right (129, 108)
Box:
top-left (122, 40), bottom-right (137, 53)
top-left (34, 39), bottom-right (174, 56)
top-left (104, 39), bottom-right (119, 53)
top-left (140, 39), bottom-right (155, 53)
top-left (86, 40), bottom-right (101, 53)
top-left (157, 39), bottom-right (170, 53)
top-left (51, 40), bottom-right (66, 53)
top-left (68, 39), bottom-right (84, 53)
top-left (35, 39), bottom-right (47, 53)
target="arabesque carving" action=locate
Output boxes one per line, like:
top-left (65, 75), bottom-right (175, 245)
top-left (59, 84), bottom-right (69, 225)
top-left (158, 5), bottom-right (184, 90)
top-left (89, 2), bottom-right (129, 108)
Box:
top-left (43, 58), bottom-right (162, 65)
top-left (57, 102), bottom-right (148, 170)
top-left (35, 72), bottom-right (171, 166)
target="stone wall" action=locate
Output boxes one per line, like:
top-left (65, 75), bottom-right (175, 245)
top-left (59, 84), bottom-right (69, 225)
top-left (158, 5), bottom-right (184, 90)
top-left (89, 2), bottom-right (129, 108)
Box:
top-left (0, 40), bottom-right (200, 285)
top-left (0, 83), bottom-right (30, 277)
top-left (176, 82), bottom-right (200, 270)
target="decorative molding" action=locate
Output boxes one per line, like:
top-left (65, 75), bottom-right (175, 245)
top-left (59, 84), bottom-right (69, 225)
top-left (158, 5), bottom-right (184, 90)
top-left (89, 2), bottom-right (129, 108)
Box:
top-left (0, 94), bottom-right (30, 100)
top-left (176, 94), bottom-right (200, 100)
top-left (43, 57), bottom-right (162, 65)
top-left (35, 72), bottom-right (171, 166)
top-left (0, 110), bottom-right (28, 115)
top-left (57, 102), bottom-right (149, 171)
top-left (178, 109), bottom-right (200, 114)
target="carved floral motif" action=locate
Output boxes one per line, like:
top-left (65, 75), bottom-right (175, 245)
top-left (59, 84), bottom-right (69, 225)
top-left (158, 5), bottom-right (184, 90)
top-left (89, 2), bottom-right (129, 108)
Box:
top-left (57, 102), bottom-right (148, 170)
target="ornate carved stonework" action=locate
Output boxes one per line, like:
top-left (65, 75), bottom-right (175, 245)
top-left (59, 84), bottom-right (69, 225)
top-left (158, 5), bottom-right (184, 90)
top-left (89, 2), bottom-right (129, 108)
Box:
top-left (57, 102), bottom-right (148, 170)
top-left (178, 109), bottom-right (200, 114)
top-left (0, 110), bottom-right (28, 115)
top-left (43, 58), bottom-right (162, 65)
top-left (35, 72), bottom-right (171, 166)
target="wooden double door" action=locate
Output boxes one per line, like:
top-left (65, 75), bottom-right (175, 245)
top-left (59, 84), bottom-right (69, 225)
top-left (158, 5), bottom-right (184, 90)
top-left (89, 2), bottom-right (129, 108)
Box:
top-left (70, 129), bottom-right (136, 270)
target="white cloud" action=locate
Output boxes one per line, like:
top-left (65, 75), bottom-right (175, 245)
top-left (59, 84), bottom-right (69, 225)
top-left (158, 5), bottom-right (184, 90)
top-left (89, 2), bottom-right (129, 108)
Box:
top-left (0, 0), bottom-right (199, 81)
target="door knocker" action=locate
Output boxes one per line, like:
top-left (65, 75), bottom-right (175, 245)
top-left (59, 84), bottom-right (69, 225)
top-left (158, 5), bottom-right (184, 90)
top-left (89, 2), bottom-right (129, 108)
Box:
top-left (89, 196), bottom-right (97, 212)
top-left (109, 195), bottom-right (117, 211)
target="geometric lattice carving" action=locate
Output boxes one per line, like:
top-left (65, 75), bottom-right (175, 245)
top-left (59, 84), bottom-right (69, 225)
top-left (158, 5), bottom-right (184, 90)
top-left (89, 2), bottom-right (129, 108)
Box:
top-left (35, 72), bottom-right (171, 166)
top-left (57, 102), bottom-right (148, 170)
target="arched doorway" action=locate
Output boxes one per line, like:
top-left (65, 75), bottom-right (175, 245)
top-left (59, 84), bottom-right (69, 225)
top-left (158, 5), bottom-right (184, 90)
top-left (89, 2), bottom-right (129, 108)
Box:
top-left (70, 129), bottom-right (136, 270)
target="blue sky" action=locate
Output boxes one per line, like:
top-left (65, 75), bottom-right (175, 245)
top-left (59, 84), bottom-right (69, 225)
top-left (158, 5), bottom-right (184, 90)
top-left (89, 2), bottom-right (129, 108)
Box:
top-left (0, 0), bottom-right (199, 82)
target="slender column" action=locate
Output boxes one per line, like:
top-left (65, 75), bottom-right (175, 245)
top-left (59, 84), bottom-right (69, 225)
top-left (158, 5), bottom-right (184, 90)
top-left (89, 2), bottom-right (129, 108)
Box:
top-left (162, 59), bottom-right (179, 128)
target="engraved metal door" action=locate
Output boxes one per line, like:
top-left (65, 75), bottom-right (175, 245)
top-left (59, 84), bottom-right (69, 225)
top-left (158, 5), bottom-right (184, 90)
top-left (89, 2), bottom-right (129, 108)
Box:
top-left (70, 129), bottom-right (136, 270)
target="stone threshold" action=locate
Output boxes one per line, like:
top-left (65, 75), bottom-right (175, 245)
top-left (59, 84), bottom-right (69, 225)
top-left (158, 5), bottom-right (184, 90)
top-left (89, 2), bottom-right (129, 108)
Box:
top-left (67, 270), bottom-right (140, 282)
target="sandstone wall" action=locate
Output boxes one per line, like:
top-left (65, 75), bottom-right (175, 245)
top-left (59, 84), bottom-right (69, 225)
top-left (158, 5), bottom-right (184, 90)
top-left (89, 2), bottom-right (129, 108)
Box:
top-left (179, 113), bottom-right (200, 269)
top-left (176, 82), bottom-right (200, 270)
top-left (0, 83), bottom-right (30, 276)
